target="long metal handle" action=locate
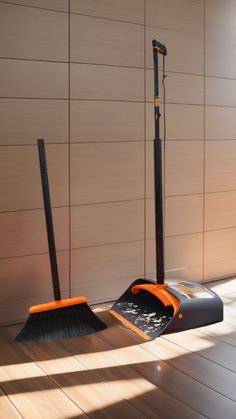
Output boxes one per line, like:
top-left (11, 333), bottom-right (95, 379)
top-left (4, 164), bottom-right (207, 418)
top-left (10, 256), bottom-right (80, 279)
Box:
top-left (37, 139), bottom-right (61, 301)
top-left (152, 40), bottom-right (166, 285)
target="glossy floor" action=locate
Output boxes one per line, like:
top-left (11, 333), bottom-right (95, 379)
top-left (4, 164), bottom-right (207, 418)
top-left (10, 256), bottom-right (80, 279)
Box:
top-left (0, 278), bottom-right (235, 418)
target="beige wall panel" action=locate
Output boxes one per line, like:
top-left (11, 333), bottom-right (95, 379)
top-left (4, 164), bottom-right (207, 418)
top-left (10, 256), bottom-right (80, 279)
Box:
top-left (146, 140), bottom-right (204, 198)
top-left (146, 0), bottom-right (204, 35)
top-left (71, 100), bottom-right (144, 142)
top-left (205, 140), bottom-right (236, 192)
top-left (71, 200), bottom-right (144, 248)
top-left (204, 259), bottom-right (236, 282)
top-left (0, 59), bottom-right (68, 98)
top-left (146, 266), bottom-right (203, 283)
top-left (0, 3), bottom-right (68, 61)
top-left (205, 0), bottom-right (236, 78)
top-left (0, 99), bottom-right (68, 145)
top-left (0, 207), bottom-right (69, 259)
top-left (205, 106), bottom-right (236, 140)
top-left (0, 250), bottom-right (69, 305)
top-left (205, 191), bottom-right (236, 231)
top-left (71, 14), bottom-right (144, 67)
top-left (146, 26), bottom-right (204, 75)
top-left (71, 142), bottom-right (144, 205)
top-left (205, 228), bottom-right (236, 265)
top-left (146, 195), bottom-right (203, 239)
top-left (145, 234), bottom-right (203, 280)
top-left (146, 70), bottom-right (204, 104)
top-left (146, 103), bottom-right (204, 140)
top-left (71, 241), bottom-right (144, 303)
top-left (205, 77), bottom-right (236, 107)
top-left (0, 144), bottom-right (68, 212)
top-left (0, 251), bottom-right (69, 324)
top-left (71, 63), bottom-right (144, 101)
top-left (1, 1), bottom-right (68, 11)
top-left (70, 0), bottom-right (144, 24)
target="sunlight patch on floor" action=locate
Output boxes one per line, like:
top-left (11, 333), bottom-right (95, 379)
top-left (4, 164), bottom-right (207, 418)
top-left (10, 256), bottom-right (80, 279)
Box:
top-left (63, 378), bottom-right (156, 408)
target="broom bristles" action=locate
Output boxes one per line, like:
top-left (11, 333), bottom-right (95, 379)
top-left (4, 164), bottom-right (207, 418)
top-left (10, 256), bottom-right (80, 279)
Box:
top-left (15, 303), bottom-right (106, 342)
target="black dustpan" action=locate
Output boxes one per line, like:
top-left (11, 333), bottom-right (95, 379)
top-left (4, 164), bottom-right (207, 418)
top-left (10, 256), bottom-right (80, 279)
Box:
top-left (110, 40), bottom-right (223, 341)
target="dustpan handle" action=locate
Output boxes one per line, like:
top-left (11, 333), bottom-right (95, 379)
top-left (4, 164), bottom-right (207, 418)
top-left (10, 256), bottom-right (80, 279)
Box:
top-left (37, 139), bottom-right (61, 301)
top-left (152, 40), bottom-right (167, 285)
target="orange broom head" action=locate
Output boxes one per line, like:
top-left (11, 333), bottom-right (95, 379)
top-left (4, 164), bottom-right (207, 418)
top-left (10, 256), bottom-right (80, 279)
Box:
top-left (29, 296), bottom-right (88, 314)
top-left (15, 295), bottom-right (107, 341)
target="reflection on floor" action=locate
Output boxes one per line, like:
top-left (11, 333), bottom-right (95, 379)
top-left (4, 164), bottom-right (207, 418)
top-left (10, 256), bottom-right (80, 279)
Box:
top-left (0, 278), bottom-right (235, 418)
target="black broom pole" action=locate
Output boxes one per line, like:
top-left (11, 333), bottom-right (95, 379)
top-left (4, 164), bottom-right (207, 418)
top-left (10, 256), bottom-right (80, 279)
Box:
top-left (37, 139), bottom-right (61, 301)
top-left (152, 40), bottom-right (167, 285)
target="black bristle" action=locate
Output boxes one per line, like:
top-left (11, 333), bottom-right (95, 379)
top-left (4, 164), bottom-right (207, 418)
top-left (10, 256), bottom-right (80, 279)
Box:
top-left (111, 279), bottom-right (174, 340)
top-left (15, 303), bottom-right (106, 342)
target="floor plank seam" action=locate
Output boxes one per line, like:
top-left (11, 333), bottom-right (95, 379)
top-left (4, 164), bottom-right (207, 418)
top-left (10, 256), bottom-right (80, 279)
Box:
top-left (141, 341), bottom-right (236, 403)
top-left (0, 381), bottom-right (24, 418)
top-left (162, 335), bottom-right (236, 373)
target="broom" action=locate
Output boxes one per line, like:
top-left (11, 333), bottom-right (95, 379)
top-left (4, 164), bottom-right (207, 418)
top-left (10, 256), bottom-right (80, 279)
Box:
top-left (15, 139), bottom-right (106, 341)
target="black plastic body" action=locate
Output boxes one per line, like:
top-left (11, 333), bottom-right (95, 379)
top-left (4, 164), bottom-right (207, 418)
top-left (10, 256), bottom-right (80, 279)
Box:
top-left (37, 139), bottom-right (61, 301)
top-left (163, 282), bottom-right (223, 335)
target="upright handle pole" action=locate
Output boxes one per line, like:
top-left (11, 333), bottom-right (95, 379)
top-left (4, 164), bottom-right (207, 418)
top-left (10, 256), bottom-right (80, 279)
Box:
top-left (153, 40), bottom-right (166, 285)
top-left (37, 139), bottom-right (61, 301)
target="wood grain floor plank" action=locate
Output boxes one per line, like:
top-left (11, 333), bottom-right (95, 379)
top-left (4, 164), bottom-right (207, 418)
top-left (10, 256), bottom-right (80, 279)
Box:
top-left (0, 335), bottom-right (85, 419)
top-left (0, 386), bottom-right (22, 418)
top-left (164, 329), bottom-right (236, 372)
top-left (142, 336), bottom-right (236, 401)
top-left (196, 321), bottom-right (236, 347)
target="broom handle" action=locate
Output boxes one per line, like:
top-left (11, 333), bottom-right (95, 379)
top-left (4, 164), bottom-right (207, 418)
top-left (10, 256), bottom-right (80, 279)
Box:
top-left (37, 139), bottom-right (61, 301)
top-left (152, 40), bottom-right (167, 285)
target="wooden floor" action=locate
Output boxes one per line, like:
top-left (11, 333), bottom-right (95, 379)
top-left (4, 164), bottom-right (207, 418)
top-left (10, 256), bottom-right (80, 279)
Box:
top-left (0, 279), bottom-right (236, 419)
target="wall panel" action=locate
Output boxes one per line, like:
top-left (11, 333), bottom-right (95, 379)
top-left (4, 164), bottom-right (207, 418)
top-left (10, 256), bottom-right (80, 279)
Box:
top-left (71, 63), bottom-right (144, 101)
top-left (71, 241), bottom-right (144, 303)
top-left (146, 103), bottom-right (204, 141)
top-left (71, 14), bottom-right (144, 67)
top-left (205, 140), bottom-right (236, 193)
top-left (71, 100), bottom-right (144, 142)
top-left (71, 142), bottom-right (144, 205)
top-left (146, 140), bottom-right (204, 198)
top-left (206, 106), bottom-right (236, 140)
top-left (146, 26), bottom-right (204, 75)
top-left (70, 0), bottom-right (144, 24)
top-left (0, 59), bottom-right (68, 98)
top-left (0, 99), bottom-right (68, 145)
top-left (146, 0), bottom-right (204, 35)
top-left (205, 191), bottom-right (236, 231)
top-left (205, 0), bottom-right (236, 78)
top-left (146, 70), bottom-right (204, 104)
top-left (0, 207), bottom-right (69, 259)
top-left (0, 144), bottom-right (69, 212)
top-left (71, 201), bottom-right (144, 249)
top-left (145, 234), bottom-right (203, 281)
top-left (146, 195), bottom-right (203, 239)
top-left (0, 3), bottom-right (68, 61)
top-left (1, 1), bottom-right (68, 12)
